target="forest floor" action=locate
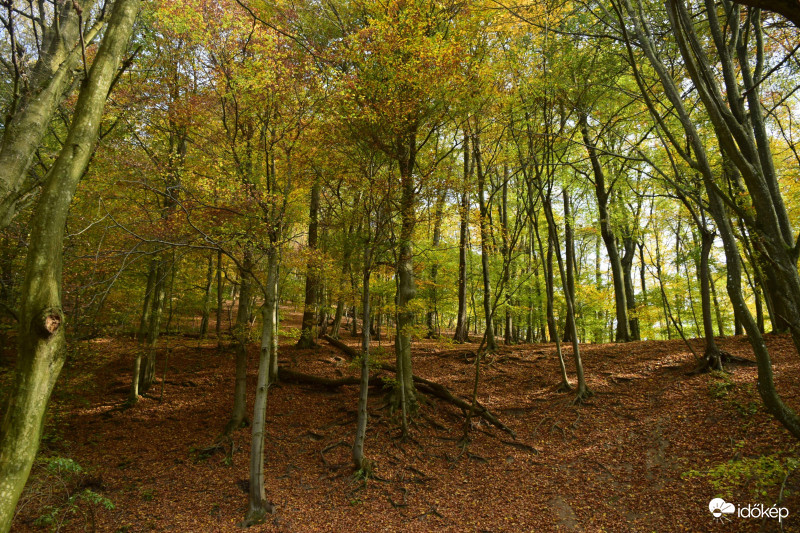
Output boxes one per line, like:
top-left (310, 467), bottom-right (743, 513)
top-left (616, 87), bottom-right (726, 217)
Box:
top-left (4, 313), bottom-right (800, 532)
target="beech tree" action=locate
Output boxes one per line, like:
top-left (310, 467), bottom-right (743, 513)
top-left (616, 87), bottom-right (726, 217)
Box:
top-left (0, 0), bottom-right (141, 528)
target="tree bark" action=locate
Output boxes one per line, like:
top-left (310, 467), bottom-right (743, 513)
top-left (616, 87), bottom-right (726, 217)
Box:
top-left (473, 128), bottom-right (497, 352)
top-left (0, 2), bottom-right (140, 529)
top-left (243, 250), bottom-right (278, 525)
top-left (0, 0), bottom-right (103, 229)
top-left (353, 245), bottom-right (371, 470)
top-left (393, 136), bottom-right (418, 433)
top-left (621, 236), bottom-right (640, 340)
top-left (454, 132), bottom-right (471, 343)
top-left (426, 192), bottom-right (446, 338)
top-left (580, 114), bottom-right (630, 342)
top-left (136, 259), bottom-right (158, 342)
top-left (297, 177), bottom-right (321, 348)
top-left (216, 249), bottom-right (224, 339)
top-left (200, 252), bottom-right (214, 337)
top-left (223, 250), bottom-right (254, 435)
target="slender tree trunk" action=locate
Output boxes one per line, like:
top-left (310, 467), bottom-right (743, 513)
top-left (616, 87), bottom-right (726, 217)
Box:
top-left (580, 114), bottom-right (630, 342)
top-left (216, 249), bottom-right (224, 339)
top-left (353, 246), bottom-right (372, 470)
top-left (710, 271), bottom-right (724, 337)
top-left (621, 236), bottom-right (640, 340)
top-left (223, 250), bottom-right (253, 435)
top-left (298, 178), bottom-right (321, 348)
top-left (501, 167), bottom-right (513, 345)
top-left (243, 249), bottom-right (278, 525)
top-left (474, 129), bottom-right (497, 352)
top-left (137, 259), bottom-right (158, 342)
top-left (562, 192), bottom-right (577, 344)
top-left (0, 2), bottom-right (140, 528)
top-left (426, 193), bottom-right (445, 338)
top-left (698, 228), bottom-right (722, 368)
top-left (545, 193), bottom-right (587, 400)
top-left (454, 133), bottom-right (471, 343)
top-left (269, 265), bottom-right (279, 384)
top-left (537, 207), bottom-right (570, 390)
top-left (165, 250), bottom-right (178, 335)
top-left (140, 260), bottom-right (167, 394)
top-left (200, 252), bottom-right (214, 337)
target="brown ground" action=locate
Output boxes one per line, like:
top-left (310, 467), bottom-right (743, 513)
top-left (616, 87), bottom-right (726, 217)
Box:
top-left (6, 314), bottom-right (800, 532)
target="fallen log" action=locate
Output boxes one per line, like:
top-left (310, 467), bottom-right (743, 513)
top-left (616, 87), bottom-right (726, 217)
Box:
top-left (278, 367), bottom-right (359, 388)
top-left (277, 367), bottom-right (388, 389)
top-left (321, 335), bottom-right (515, 438)
top-left (320, 334), bottom-right (359, 358)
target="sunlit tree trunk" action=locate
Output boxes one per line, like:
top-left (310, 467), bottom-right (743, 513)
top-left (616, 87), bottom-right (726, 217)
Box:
top-left (244, 249), bottom-right (278, 525)
top-left (0, 0), bottom-right (103, 229)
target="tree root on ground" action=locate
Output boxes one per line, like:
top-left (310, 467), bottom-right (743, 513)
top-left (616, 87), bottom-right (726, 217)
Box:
top-left (687, 349), bottom-right (757, 374)
top-left (311, 336), bottom-right (517, 438)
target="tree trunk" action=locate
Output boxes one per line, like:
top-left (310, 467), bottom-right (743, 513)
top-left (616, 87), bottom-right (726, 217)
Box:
top-left (139, 260), bottom-right (167, 395)
top-left (243, 250), bottom-right (278, 525)
top-left (454, 132), bottom-right (471, 343)
top-left (393, 135), bottom-right (418, 432)
top-left (698, 227), bottom-right (722, 369)
top-left (223, 250), bottom-right (254, 435)
top-left (536, 205), bottom-right (570, 390)
top-left (580, 114), bottom-right (630, 342)
top-left (200, 252), bottom-right (214, 337)
top-left (552, 191), bottom-right (589, 400)
top-left (621, 236), bottom-right (640, 340)
top-left (562, 191), bottom-right (577, 344)
top-left (0, 0), bottom-right (101, 229)
top-left (137, 259), bottom-right (158, 342)
top-left (0, 2), bottom-right (140, 529)
top-left (216, 249), bottom-right (224, 339)
top-left (426, 192), bottom-right (446, 338)
top-left (501, 167), bottom-right (513, 345)
top-left (353, 246), bottom-right (372, 470)
top-left (297, 178), bottom-right (321, 348)
top-left (269, 265), bottom-right (279, 384)
top-left (473, 129), bottom-right (497, 352)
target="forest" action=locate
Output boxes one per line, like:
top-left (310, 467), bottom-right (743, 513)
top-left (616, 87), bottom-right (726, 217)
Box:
top-left (2, 0), bottom-right (800, 530)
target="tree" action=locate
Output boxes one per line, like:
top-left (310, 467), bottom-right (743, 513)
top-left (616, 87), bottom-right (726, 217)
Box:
top-left (0, 1), bottom-right (141, 528)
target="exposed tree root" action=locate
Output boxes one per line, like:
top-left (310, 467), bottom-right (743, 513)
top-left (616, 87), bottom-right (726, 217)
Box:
top-left (687, 349), bottom-right (756, 374)
top-left (572, 389), bottom-right (594, 405)
top-left (317, 336), bottom-right (516, 438)
top-left (556, 380), bottom-right (573, 393)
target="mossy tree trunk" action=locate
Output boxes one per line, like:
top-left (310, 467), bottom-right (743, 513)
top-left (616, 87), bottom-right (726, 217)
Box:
top-left (0, 2), bottom-right (140, 529)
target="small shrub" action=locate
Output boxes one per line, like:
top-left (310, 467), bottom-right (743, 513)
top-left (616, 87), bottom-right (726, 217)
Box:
top-left (683, 454), bottom-right (799, 500)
